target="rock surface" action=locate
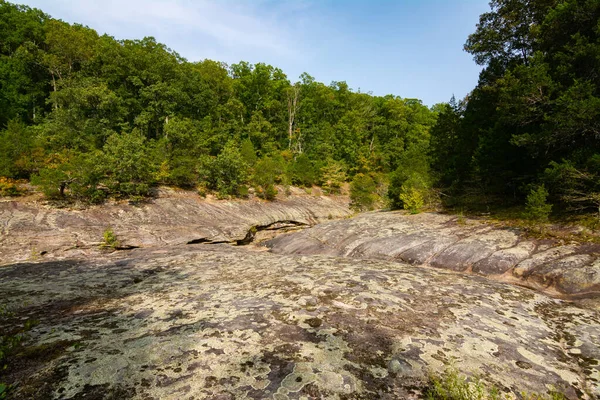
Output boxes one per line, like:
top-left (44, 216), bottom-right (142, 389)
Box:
top-left (2, 198), bottom-right (600, 399)
top-left (267, 211), bottom-right (600, 300)
top-left (1, 245), bottom-right (599, 399)
top-left (0, 190), bottom-right (350, 265)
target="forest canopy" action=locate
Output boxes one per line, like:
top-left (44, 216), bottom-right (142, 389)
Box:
top-left (0, 0), bottom-right (436, 205)
top-left (1, 0), bottom-right (599, 218)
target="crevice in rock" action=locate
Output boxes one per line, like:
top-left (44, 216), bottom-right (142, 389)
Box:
top-left (114, 245), bottom-right (140, 251)
top-left (236, 220), bottom-right (308, 246)
top-left (186, 238), bottom-right (232, 245)
top-left (186, 238), bottom-right (211, 245)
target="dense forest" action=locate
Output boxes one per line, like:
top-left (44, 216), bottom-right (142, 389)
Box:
top-left (0, 0), bottom-right (599, 218)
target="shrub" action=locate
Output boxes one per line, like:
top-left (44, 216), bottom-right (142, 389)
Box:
top-left (253, 157), bottom-right (279, 200)
top-left (0, 178), bottom-right (24, 197)
top-left (31, 167), bottom-right (70, 199)
top-left (198, 141), bottom-right (248, 198)
top-left (400, 185), bottom-right (425, 214)
top-left (101, 228), bottom-right (119, 249)
top-left (102, 131), bottom-right (155, 197)
top-left (350, 173), bottom-right (378, 212)
top-left (240, 138), bottom-right (257, 166)
top-left (524, 185), bottom-right (552, 223)
top-left (320, 161), bottom-right (347, 194)
top-left (289, 154), bottom-right (316, 187)
top-left (398, 173), bottom-right (429, 214)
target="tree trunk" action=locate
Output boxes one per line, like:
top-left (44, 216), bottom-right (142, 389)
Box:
top-left (287, 85), bottom-right (300, 150)
top-left (51, 73), bottom-right (58, 110)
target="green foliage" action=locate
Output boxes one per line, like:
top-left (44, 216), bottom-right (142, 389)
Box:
top-left (31, 163), bottom-right (70, 199)
top-left (544, 159), bottom-right (600, 218)
top-left (240, 138), bottom-right (257, 167)
top-left (349, 173), bottom-right (378, 212)
top-left (0, 119), bottom-right (38, 178)
top-left (0, 2), bottom-right (444, 203)
top-left (388, 145), bottom-right (432, 209)
top-left (101, 227), bottom-right (119, 249)
top-left (426, 367), bottom-right (566, 400)
top-left (199, 141), bottom-right (249, 198)
top-left (289, 154), bottom-right (316, 187)
top-left (426, 367), bottom-right (498, 400)
top-left (524, 185), bottom-right (552, 222)
top-left (429, 0), bottom-right (600, 218)
top-left (252, 157), bottom-right (280, 200)
top-left (102, 131), bottom-right (154, 197)
top-left (399, 174), bottom-right (428, 214)
top-left (0, 177), bottom-right (24, 196)
top-left (320, 160), bottom-right (347, 194)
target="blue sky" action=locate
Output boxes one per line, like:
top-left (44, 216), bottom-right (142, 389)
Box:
top-left (18, 0), bottom-right (490, 106)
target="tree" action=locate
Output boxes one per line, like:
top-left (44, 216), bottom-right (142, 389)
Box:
top-left (252, 157), bottom-right (279, 200)
top-left (464, 0), bottom-right (553, 67)
top-left (287, 83), bottom-right (300, 151)
top-left (320, 160), bottom-right (347, 194)
top-left (524, 184), bottom-right (552, 222)
top-left (199, 141), bottom-right (248, 198)
top-left (102, 130), bottom-right (155, 197)
top-left (350, 173), bottom-right (378, 212)
top-left (399, 174), bottom-right (428, 214)
top-left (43, 20), bottom-right (98, 96)
top-left (289, 153), bottom-right (316, 187)
top-left (0, 119), bottom-right (38, 178)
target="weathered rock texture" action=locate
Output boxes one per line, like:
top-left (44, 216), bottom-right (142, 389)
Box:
top-left (1, 245), bottom-right (599, 399)
top-left (2, 198), bottom-right (600, 399)
top-left (0, 190), bottom-right (350, 265)
top-left (266, 211), bottom-right (600, 300)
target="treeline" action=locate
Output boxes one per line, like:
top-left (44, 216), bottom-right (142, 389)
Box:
top-left (0, 0), bottom-right (437, 208)
top-left (430, 0), bottom-right (600, 218)
top-left (2, 0), bottom-right (598, 219)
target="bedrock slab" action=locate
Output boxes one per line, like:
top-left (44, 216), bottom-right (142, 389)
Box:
top-left (0, 192), bottom-right (350, 265)
top-left (266, 211), bottom-right (600, 299)
top-left (1, 245), bottom-right (599, 399)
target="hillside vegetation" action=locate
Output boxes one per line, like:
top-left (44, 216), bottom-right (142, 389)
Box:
top-left (0, 0), bottom-right (599, 220)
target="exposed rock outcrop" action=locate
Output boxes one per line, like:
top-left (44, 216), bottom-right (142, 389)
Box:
top-left (2, 198), bottom-right (600, 398)
top-left (266, 211), bottom-right (600, 300)
top-left (0, 191), bottom-right (350, 265)
top-left (1, 245), bottom-right (599, 399)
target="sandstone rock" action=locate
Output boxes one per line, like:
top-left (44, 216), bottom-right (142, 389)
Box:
top-left (0, 193), bottom-right (351, 265)
top-left (1, 245), bottom-right (598, 399)
top-left (267, 212), bottom-right (600, 299)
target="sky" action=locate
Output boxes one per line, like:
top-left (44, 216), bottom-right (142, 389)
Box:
top-left (18, 0), bottom-right (490, 106)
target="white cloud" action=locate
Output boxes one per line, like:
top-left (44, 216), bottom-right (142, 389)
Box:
top-left (30, 0), bottom-right (315, 60)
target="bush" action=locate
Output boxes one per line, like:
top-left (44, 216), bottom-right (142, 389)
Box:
top-left (198, 141), bottom-right (249, 198)
top-left (102, 131), bottom-right (155, 197)
top-left (320, 160), bottom-right (347, 194)
top-left (253, 157), bottom-right (280, 200)
top-left (350, 173), bottom-right (378, 211)
top-left (524, 185), bottom-right (552, 223)
top-left (31, 167), bottom-right (69, 199)
top-left (388, 145), bottom-right (432, 209)
top-left (101, 228), bottom-right (119, 249)
top-left (289, 154), bottom-right (316, 187)
top-left (400, 186), bottom-right (425, 214)
top-left (240, 138), bottom-right (257, 166)
top-left (0, 178), bottom-right (24, 197)
top-left (398, 173), bottom-right (429, 214)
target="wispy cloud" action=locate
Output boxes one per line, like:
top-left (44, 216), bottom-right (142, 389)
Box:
top-left (31, 0), bottom-right (316, 61)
